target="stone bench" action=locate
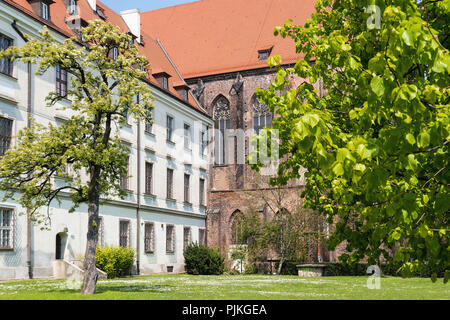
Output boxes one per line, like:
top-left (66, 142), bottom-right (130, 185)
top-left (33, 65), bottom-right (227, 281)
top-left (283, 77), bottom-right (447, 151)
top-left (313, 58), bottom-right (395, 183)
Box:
top-left (296, 264), bottom-right (327, 277)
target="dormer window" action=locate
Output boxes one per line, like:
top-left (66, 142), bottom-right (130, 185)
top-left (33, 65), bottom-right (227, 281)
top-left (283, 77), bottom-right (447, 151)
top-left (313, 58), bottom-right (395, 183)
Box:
top-left (96, 6), bottom-right (106, 20)
top-left (112, 47), bottom-right (118, 61)
top-left (153, 71), bottom-right (171, 91)
top-left (174, 83), bottom-right (190, 102)
top-left (68, 0), bottom-right (77, 15)
top-left (41, 1), bottom-right (49, 20)
top-left (258, 47), bottom-right (273, 61)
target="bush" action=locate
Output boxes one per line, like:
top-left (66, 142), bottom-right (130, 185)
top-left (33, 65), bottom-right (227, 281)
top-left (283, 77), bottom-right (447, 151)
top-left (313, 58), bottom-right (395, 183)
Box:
top-left (95, 245), bottom-right (135, 279)
top-left (184, 243), bottom-right (225, 275)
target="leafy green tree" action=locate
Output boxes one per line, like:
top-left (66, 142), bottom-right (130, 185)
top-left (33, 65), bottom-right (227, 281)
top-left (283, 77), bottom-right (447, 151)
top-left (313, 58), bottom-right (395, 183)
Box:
top-left (253, 0), bottom-right (449, 281)
top-left (0, 21), bottom-right (153, 294)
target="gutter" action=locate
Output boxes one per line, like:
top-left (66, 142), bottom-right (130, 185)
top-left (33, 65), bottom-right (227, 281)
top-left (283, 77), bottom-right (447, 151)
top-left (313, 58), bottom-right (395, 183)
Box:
top-left (11, 19), bottom-right (33, 280)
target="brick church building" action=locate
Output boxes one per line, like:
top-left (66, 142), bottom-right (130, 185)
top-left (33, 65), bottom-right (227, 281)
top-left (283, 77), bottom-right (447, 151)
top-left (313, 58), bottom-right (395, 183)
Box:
top-left (142, 0), bottom-right (340, 264)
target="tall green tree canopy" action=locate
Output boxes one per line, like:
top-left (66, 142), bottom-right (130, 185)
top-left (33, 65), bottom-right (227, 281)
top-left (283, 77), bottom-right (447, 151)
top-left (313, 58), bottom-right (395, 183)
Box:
top-left (0, 20), bottom-right (153, 294)
top-left (253, 0), bottom-right (449, 280)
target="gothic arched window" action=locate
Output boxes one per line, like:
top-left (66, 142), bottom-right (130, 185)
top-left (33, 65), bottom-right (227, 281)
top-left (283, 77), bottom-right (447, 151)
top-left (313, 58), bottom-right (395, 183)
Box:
top-left (253, 97), bottom-right (272, 135)
top-left (213, 95), bottom-right (230, 165)
top-left (230, 211), bottom-right (244, 245)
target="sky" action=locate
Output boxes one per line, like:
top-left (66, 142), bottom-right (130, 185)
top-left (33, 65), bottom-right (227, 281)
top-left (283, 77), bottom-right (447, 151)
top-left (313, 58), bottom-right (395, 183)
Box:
top-left (101, 0), bottom-right (199, 13)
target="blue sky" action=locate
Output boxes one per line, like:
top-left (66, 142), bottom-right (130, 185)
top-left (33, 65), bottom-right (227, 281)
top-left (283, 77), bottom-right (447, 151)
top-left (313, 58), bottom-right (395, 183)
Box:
top-left (101, 0), bottom-right (199, 13)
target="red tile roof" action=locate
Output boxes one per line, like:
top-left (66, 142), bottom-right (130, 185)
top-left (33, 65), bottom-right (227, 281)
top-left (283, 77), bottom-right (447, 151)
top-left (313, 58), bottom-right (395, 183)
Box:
top-left (2, 0), bottom-right (207, 116)
top-left (141, 0), bottom-right (317, 79)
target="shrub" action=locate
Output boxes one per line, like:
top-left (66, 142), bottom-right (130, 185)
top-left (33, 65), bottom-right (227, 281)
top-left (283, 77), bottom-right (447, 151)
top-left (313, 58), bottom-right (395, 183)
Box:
top-left (95, 245), bottom-right (135, 279)
top-left (184, 243), bottom-right (225, 275)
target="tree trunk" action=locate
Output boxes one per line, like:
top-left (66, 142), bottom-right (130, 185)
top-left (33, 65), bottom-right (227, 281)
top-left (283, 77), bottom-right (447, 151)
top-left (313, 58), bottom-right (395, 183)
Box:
top-left (81, 166), bottom-right (101, 295)
top-left (277, 257), bottom-right (285, 275)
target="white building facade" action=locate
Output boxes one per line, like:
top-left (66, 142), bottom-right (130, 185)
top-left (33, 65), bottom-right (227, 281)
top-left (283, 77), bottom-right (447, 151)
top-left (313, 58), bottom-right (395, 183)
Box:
top-left (0, 0), bottom-right (212, 280)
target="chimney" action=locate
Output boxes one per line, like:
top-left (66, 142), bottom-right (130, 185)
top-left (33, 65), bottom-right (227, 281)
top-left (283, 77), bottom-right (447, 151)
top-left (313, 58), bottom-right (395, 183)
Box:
top-left (121, 9), bottom-right (141, 44)
top-left (87, 0), bottom-right (96, 11)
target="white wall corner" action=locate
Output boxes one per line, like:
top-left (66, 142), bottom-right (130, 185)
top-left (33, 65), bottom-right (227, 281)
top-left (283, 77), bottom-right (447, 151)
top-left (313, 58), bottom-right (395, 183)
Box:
top-left (121, 9), bottom-right (141, 43)
top-left (87, 0), bottom-right (97, 11)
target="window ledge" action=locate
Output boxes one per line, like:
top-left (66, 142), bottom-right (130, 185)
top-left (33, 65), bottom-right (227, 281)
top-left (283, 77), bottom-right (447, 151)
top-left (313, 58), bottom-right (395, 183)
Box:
top-left (166, 198), bottom-right (176, 203)
top-left (0, 248), bottom-right (14, 252)
top-left (166, 139), bottom-right (176, 146)
top-left (145, 131), bottom-right (156, 138)
top-left (213, 164), bottom-right (229, 168)
top-left (144, 193), bottom-right (157, 200)
top-left (0, 72), bottom-right (17, 81)
top-left (183, 202), bottom-right (193, 207)
top-left (145, 251), bottom-right (155, 255)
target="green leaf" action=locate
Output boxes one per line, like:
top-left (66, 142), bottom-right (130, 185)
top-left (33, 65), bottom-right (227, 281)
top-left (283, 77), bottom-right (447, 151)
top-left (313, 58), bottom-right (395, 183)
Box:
top-left (333, 162), bottom-right (344, 176)
top-left (405, 133), bottom-right (416, 145)
top-left (371, 76), bottom-right (385, 97)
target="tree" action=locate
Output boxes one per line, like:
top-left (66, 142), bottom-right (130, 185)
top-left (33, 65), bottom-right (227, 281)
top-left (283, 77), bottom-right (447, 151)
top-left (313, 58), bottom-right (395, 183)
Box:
top-left (0, 20), bottom-right (153, 294)
top-left (253, 0), bottom-right (449, 281)
top-left (237, 173), bottom-right (323, 274)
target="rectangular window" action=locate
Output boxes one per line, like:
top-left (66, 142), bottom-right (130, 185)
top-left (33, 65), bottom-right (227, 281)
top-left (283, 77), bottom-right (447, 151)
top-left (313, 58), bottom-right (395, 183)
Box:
top-left (0, 35), bottom-right (13, 76)
top-left (199, 178), bottom-right (205, 207)
top-left (120, 156), bottom-right (130, 190)
top-left (68, 0), bottom-right (77, 15)
top-left (145, 162), bottom-right (153, 195)
top-left (198, 229), bottom-right (206, 246)
top-left (0, 117), bottom-right (13, 157)
top-left (145, 112), bottom-right (153, 134)
top-left (56, 65), bottom-right (68, 97)
top-left (183, 227), bottom-right (192, 250)
top-left (0, 208), bottom-right (13, 250)
top-left (184, 123), bottom-right (191, 150)
top-left (41, 1), bottom-right (49, 20)
top-left (112, 47), bottom-right (118, 61)
top-left (163, 76), bottom-right (168, 90)
top-left (166, 168), bottom-right (174, 199)
top-left (144, 223), bottom-right (155, 253)
top-left (183, 89), bottom-right (189, 101)
top-left (166, 115), bottom-right (174, 142)
top-left (184, 174), bottom-right (190, 204)
top-left (119, 220), bottom-right (130, 248)
top-left (166, 225), bottom-right (175, 253)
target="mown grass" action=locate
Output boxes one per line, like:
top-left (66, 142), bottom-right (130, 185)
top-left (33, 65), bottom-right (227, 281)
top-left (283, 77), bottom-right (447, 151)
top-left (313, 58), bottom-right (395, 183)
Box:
top-left (0, 275), bottom-right (447, 300)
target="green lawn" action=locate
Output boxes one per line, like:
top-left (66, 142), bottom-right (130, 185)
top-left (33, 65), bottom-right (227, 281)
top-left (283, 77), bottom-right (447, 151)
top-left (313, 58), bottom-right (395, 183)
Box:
top-left (0, 275), bottom-right (447, 300)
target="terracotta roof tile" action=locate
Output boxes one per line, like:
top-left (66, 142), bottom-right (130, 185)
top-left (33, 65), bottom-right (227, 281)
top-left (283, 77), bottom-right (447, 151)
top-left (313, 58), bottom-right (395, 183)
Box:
top-left (141, 0), bottom-right (317, 79)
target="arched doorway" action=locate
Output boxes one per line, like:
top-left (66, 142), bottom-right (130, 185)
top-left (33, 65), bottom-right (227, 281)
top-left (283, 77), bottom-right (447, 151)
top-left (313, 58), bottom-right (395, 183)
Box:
top-left (55, 233), bottom-right (67, 260)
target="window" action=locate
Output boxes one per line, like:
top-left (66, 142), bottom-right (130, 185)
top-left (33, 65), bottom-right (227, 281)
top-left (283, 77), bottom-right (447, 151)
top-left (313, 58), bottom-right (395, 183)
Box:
top-left (120, 156), bottom-right (130, 190)
top-left (145, 112), bottom-right (153, 134)
top-left (0, 117), bottom-right (13, 157)
top-left (213, 96), bottom-right (230, 165)
top-left (56, 65), bottom-right (68, 97)
top-left (184, 123), bottom-right (191, 150)
top-left (258, 48), bottom-right (272, 61)
top-left (183, 227), bottom-right (192, 250)
top-left (41, 2), bottom-right (50, 20)
top-left (162, 76), bottom-right (169, 90)
top-left (119, 220), bottom-right (130, 248)
top-left (198, 229), bottom-right (206, 246)
top-left (98, 216), bottom-right (104, 247)
top-left (144, 223), bottom-right (155, 253)
top-left (97, 7), bottom-right (106, 20)
top-left (183, 89), bottom-right (189, 101)
top-left (0, 35), bottom-right (13, 76)
top-left (0, 208), bottom-right (13, 250)
top-left (231, 211), bottom-right (244, 245)
top-left (200, 129), bottom-right (207, 156)
top-left (166, 225), bottom-right (175, 253)
top-left (184, 174), bottom-right (190, 204)
top-left (145, 162), bottom-right (153, 195)
top-left (166, 168), bottom-right (174, 199)
top-left (112, 47), bottom-right (118, 61)
top-left (253, 98), bottom-right (273, 135)
top-left (199, 178), bottom-right (205, 207)
top-left (166, 115), bottom-right (174, 142)
top-left (68, 0), bottom-right (77, 15)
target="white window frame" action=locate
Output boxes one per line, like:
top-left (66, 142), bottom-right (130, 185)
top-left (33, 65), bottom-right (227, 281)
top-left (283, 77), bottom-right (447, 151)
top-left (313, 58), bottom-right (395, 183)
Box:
top-left (0, 207), bottom-right (14, 250)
